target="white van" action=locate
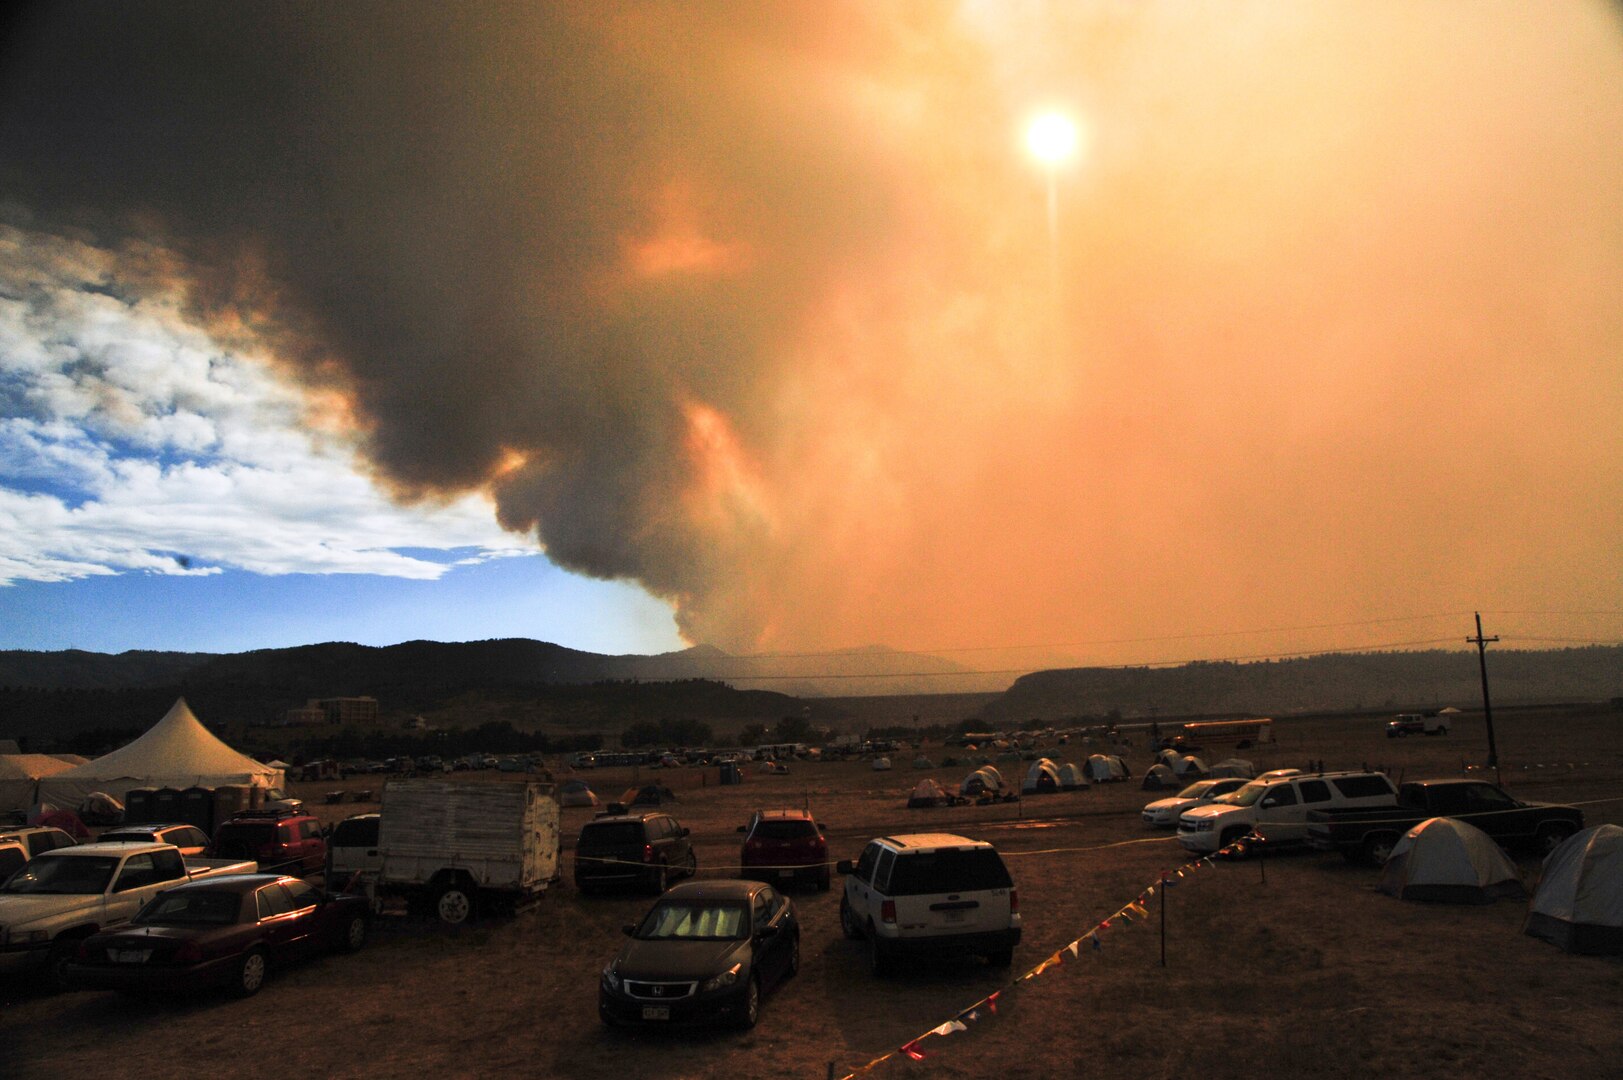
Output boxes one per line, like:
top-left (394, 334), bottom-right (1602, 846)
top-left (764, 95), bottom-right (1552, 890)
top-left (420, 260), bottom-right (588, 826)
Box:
top-left (837, 833), bottom-right (1020, 976)
top-left (1177, 771), bottom-right (1397, 853)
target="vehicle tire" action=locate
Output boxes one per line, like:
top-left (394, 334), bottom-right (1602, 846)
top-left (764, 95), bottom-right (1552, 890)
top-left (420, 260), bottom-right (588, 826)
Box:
top-left (649, 863), bottom-right (668, 895)
top-left (233, 948), bottom-right (267, 998)
top-left (737, 973), bottom-right (761, 1030)
top-left (598, 999), bottom-right (621, 1027)
top-left (817, 867), bottom-right (832, 892)
top-left (683, 850), bottom-right (698, 878)
top-left (839, 894), bottom-right (862, 940)
top-left (436, 882), bottom-right (476, 926)
top-left (987, 948), bottom-right (1013, 968)
top-left (1219, 826), bottom-right (1250, 852)
top-left (786, 932), bottom-right (801, 979)
top-left (1361, 832), bottom-right (1400, 866)
top-left (339, 913), bottom-right (367, 953)
top-left (45, 940), bottom-right (76, 993)
top-left (1537, 822), bottom-right (1577, 855)
top-left (867, 927), bottom-right (893, 978)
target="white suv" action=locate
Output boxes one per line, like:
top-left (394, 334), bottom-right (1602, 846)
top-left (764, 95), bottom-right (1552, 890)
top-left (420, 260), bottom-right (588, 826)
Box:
top-left (1177, 771), bottom-right (1397, 853)
top-left (837, 833), bottom-right (1020, 976)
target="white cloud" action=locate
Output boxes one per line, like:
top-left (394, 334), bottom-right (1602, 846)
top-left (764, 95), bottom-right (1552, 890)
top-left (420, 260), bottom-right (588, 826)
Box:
top-left (0, 225), bottom-right (534, 585)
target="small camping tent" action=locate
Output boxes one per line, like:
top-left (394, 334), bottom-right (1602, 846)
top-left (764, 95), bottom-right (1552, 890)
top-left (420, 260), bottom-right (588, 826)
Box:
top-left (1209, 758), bottom-right (1255, 779)
top-left (1057, 762), bottom-right (1089, 791)
top-left (911, 755), bottom-right (934, 769)
top-left (624, 784), bottom-right (677, 807)
top-left (871, 757), bottom-right (893, 771)
top-left (37, 699), bottom-right (282, 807)
top-left (960, 765), bottom-right (1005, 797)
top-left (1021, 759), bottom-right (1061, 795)
top-left (1378, 817), bottom-right (1524, 904)
top-left (1172, 755), bottom-right (1208, 777)
top-left (1083, 754), bottom-right (1128, 783)
top-left (908, 778), bottom-right (950, 809)
top-left (1155, 749), bottom-right (1181, 767)
top-left (1525, 824), bottom-right (1623, 955)
top-left (1141, 763), bottom-right (1178, 791)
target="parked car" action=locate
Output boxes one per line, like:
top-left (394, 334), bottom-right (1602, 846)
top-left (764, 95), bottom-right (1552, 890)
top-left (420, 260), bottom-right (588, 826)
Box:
top-left (209, 808), bottom-right (327, 877)
top-left (0, 835), bottom-right (28, 883)
top-left (598, 879), bottom-right (798, 1029)
top-left (0, 842), bottom-right (257, 988)
top-left (1306, 779), bottom-right (1583, 864)
top-left (838, 833), bottom-right (1020, 976)
top-left (1141, 778), bottom-right (1249, 827)
top-left (1177, 771), bottom-right (1398, 854)
top-left (738, 809), bottom-right (831, 891)
top-left (0, 827), bottom-right (79, 862)
top-left (575, 813), bottom-right (696, 895)
top-left (1386, 713), bottom-right (1451, 737)
top-left (325, 813), bottom-right (382, 884)
top-left (97, 823), bottom-right (211, 858)
top-left (65, 874), bottom-right (369, 998)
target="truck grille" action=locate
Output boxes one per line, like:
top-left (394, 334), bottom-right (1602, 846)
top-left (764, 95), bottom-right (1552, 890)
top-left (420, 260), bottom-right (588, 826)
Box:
top-left (624, 980), bottom-right (696, 1001)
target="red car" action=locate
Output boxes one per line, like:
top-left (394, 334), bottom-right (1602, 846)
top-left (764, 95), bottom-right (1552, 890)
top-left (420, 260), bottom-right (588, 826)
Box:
top-left (65, 874), bottom-right (368, 998)
top-left (209, 808), bottom-right (327, 877)
top-left (738, 809), bottom-right (830, 891)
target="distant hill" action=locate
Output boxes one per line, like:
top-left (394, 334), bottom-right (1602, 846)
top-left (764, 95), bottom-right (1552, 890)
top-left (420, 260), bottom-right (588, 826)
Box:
top-left (983, 646), bottom-right (1623, 722)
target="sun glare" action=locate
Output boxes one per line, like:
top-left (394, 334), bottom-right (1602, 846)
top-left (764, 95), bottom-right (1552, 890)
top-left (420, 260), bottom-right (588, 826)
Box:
top-left (1025, 110), bottom-right (1079, 165)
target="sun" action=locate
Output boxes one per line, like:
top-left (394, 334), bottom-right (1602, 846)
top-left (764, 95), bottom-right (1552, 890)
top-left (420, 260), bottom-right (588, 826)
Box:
top-left (1025, 111), bottom-right (1079, 166)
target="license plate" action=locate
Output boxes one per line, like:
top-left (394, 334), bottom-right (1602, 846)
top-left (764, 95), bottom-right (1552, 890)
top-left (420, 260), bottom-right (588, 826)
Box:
top-left (641, 1006), bottom-right (671, 1021)
top-left (110, 949), bottom-right (152, 964)
top-left (944, 909), bottom-right (965, 924)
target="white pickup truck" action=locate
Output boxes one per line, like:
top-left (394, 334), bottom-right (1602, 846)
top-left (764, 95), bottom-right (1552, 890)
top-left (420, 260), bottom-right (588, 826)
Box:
top-left (0, 841), bottom-right (257, 988)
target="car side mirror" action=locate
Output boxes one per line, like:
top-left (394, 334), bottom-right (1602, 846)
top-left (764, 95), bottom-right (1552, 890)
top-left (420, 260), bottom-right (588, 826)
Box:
top-left (836, 860), bottom-right (854, 875)
top-left (621, 924), bottom-right (637, 937)
top-left (756, 923), bottom-right (780, 939)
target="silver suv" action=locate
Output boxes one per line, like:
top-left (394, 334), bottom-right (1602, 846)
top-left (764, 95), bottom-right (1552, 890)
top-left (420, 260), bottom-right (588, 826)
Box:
top-left (837, 833), bottom-right (1020, 976)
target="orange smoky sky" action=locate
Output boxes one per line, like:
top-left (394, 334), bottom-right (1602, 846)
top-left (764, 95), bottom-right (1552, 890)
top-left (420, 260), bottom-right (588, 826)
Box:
top-left (1, 1), bottom-right (1619, 663)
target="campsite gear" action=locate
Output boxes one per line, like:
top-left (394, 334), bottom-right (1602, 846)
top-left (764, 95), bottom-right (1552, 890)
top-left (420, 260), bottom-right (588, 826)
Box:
top-left (1377, 817), bottom-right (1525, 903)
top-left (959, 765), bottom-right (1005, 797)
top-left (368, 779), bottom-right (562, 923)
top-left (1083, 755), bottom-right (1128, 783)
top-left (1021, 759), bottom-right (1061, 795)
top-left (1057, 762), bottom-right (1089, 791)
top-left (1141, 764), bottom-right (1178, 791)
top-left (908, 778), bottom-right (950, 809)
top-left (1525, 824), bottom-right (1623, 954)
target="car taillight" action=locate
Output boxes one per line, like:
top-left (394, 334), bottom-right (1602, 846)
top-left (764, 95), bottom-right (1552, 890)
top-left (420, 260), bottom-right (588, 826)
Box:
top-left (1009, 888), bottom-right (1019, 914)
top-left (174, 941), bottom-right (202, 965)
top-left (880, 900), bottom-right (896, 924)
top-left (642, 844), bottom-right (655, 863)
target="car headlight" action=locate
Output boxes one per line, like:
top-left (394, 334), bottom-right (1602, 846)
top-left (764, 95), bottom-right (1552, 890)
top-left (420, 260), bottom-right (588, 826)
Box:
top-left (20, 929), bottom-right (48, 944)
top-left (601, 961), bottom-right (621, 991)
top-left (701, 963), bottom-right (742, 992)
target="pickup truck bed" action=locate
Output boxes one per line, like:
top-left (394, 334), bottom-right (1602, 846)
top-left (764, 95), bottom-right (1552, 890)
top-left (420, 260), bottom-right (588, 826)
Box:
top-left (1307, 780), bottom-right (1582, 864)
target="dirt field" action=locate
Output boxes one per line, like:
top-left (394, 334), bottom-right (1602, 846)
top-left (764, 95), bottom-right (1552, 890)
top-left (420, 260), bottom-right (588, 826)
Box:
top-left (3, 705), bottom-right (1621, 1079)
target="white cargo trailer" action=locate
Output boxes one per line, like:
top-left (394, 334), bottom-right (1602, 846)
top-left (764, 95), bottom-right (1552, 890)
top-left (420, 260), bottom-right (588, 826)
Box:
top-left (372, 779), bottom-right (561, 924)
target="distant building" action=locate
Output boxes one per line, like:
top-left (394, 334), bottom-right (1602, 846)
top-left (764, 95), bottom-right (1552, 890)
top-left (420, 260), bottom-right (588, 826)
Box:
top-left (284, 696), bottom-right (381, 727)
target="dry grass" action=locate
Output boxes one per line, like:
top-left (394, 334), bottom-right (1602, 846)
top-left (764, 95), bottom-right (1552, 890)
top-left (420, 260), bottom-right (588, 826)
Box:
top-left (2, 704), bottom-right (1620, 1079)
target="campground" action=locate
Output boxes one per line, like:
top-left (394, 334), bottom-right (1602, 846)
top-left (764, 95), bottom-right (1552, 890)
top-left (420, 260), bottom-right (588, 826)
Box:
top-left (3, 704), bottom-right (1621, 1080)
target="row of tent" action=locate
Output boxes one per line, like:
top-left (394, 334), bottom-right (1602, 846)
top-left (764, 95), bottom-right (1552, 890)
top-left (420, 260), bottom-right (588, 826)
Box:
top-left (1142, 755), bottom-right (1257, 790)
top-left (909, 755), bottom-right (1139, 807)
top-left (1376, 817), bottom-right (1622, 955)
top-left (1, 700), bottom-right (283, 815)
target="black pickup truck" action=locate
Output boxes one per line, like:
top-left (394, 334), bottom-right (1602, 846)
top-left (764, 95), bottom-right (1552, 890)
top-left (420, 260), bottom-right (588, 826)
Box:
top-left (1306, 779), bottom-right (1583, 865)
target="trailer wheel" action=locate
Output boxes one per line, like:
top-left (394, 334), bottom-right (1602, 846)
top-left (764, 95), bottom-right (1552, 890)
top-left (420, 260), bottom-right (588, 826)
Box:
top-left (436, 882), bottom-right (476, 925)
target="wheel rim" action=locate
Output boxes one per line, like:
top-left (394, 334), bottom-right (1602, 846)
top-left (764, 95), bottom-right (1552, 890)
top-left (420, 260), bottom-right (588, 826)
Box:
top-left (241, 953), bottom-right (265, 993)
top-left (1370, 839), bottom-right (1394, 863)
top-left (439, 889), bottom-right (471, 924)
top-left (346, 917), bottom-right (366, 950)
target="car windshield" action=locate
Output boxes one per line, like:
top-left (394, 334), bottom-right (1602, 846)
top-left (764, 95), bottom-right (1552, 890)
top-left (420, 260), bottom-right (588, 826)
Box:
top-left (1, 856), bottom-right (118, 894)
top-left (752, 820), bottom-right (816, 840)
top-left (1226, 783), bottom-right (1268, 807)
top-left (636, 901), bottom-right (748, 941)
top-left (1175, 781), bottom-right (1215, 799)
top-left (136, 890), bottom-right (241, 926)
top-left (886, 848), bottom-right (1012, 896)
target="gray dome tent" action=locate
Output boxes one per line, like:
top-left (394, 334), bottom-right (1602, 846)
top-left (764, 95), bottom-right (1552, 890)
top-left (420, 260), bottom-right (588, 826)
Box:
top-left (960, 765), bottom-right (1005, 797)
top-left (1083, 754), bottom-right (1129, 783)
top-left (1209, 758), bottom-right (1256, 779)
top-left (1378, 817), bottom-right (1525, 904)
top-left (1172, 755), bottom-right (1208, 777)
top-left (1021, 758), bottom-right (1062, 795)
top-left (1057, 762), bottom-right (1089, 791)
top-left (1526, 824), bottom-right (1623, 954)
top-left (1141, 763), bottom-right (1178, 791)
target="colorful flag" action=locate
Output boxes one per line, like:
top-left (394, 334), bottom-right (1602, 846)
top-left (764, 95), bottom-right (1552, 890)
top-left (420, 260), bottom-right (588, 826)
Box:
top-left (929, 1020), bottom-right (968, 1037)
top-left (901, 1041), bottom-right (925, 1061)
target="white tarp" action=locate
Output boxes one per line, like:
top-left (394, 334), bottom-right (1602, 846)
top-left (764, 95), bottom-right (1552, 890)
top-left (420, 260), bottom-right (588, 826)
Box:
top-left (1526, 824), bottom-right (1623, 954)
top-left (1378, 817), bottom-right (1523, 903)
top-left (0, 754), bottom-right (79, 812)
top-left (37, 698), bottom-right (283, 806)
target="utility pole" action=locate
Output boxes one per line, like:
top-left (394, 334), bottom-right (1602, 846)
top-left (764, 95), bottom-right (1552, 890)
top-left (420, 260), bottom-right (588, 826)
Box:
top-left (1468, 612), bottom-right (1501, 786)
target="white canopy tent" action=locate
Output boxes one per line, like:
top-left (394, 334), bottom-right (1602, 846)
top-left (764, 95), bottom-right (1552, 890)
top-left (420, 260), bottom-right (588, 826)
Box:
top-left (37, 698), bottom-right (283, 807)
top-left (0, 754), bottom-right (79, 813)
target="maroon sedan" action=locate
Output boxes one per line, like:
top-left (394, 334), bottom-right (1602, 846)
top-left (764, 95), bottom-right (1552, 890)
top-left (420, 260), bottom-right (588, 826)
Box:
top-left (65, 874), bottom-right (368, 998)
